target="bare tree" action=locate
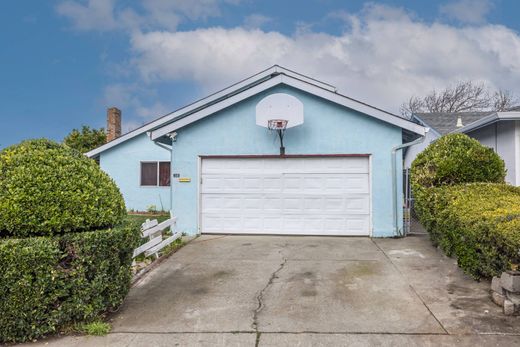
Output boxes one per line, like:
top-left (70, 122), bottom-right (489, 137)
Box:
top-left (400, 96), bottom-right (424, 119)
top-left (492, 89), bottom-right (520, 111)
top-left (422, 81), bottom-right (490, 113)
top-left (400, 81), bottom-right (520, 118)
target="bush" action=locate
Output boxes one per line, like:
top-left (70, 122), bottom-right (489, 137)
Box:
top-left (0, 222), bottom-right (140, 343)
top-left (411, 134), bottom-right (515, 279)
top-left (0, 139), bottom-right (126, 237)
top-left (411, 133), bottom-right (505, 189)
top-left (415, 183), bottom-right (520, 279)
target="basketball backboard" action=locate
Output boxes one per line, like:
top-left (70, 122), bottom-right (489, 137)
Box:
top-left (256, 93), bottom-right (304, 128)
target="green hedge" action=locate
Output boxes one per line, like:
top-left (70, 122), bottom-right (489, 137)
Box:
top-left (414, 183), bottom-right (520, 279)
top-left (0, 222), bottom-right (140, 343)
top-left (411, 133), bottom-right (512, 279)
top-left (0, 139), bottom-right (126, 237)
top-left (411, 133), bottom-right (505, 189)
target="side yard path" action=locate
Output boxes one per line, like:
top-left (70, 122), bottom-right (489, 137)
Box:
top-left (22, 234), bottom-right (520, 347)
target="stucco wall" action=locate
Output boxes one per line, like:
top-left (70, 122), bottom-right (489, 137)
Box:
top-left (170, 84), bottom-right (404, 237)
top-left (467, 121), bottom-right (517, 185)
top-left (99, 133), bottom-right (171, 211)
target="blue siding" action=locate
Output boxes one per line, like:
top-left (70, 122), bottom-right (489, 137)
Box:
top-left (99, 133), bottom-right (171, 212)
top-left (170, 84), bottom-right (404, 237)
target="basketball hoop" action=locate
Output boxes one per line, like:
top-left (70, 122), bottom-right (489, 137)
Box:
top-left (267, 119), bottom-right (288, 131)
top-left (268, 119), bottom-right (288, 155)
top-left (256, 93), bottom-right (304, 156)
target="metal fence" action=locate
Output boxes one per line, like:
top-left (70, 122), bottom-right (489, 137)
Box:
top-left (403, 168), bottom-right (413, 235)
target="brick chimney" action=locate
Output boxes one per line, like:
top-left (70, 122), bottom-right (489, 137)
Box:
top-left (106, 107), bottom-right (121, 142)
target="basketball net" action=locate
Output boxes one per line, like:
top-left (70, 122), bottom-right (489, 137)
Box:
top-left (268, 119), bottom-right (288, 155)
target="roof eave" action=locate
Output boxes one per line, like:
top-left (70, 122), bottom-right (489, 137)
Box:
top-left (451, 112), bottom-right (501, 134)
top-left (87, 66), bottom-right (426, 156)
top-left (150, 74), bottom-right (426, 140)
top-left (451, 112), bottom-right (520, 134)
top-left (411, 114), bottom-right (442, 137)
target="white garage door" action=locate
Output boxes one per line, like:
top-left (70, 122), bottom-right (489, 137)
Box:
top-left (200, 156), bottom-right (370, 235)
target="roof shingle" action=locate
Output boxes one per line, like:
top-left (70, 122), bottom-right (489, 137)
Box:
top-left (414, 111), bottom-right (494, 135)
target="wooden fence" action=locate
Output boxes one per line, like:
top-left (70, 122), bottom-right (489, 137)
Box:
top-left (132, 217), bottom-right (180, 259)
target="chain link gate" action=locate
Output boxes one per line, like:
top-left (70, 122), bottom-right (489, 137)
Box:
top-left (403, 168), bottom-right (413, 235)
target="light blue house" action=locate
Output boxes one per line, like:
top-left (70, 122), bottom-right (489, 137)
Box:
top-left (87, 66), bottom-right (426, 237)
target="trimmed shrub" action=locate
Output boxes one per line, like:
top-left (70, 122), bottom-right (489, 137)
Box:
top-left (0, 222), bottom-right (140, 343)
top-left (411, 133), bottom-right (505, 189)
top-left (416, 183), bottom-right (520, 279)
top-left (0, 139), bottom-right (126, 237)
top-left (411, 134), bottom-right (515, 279)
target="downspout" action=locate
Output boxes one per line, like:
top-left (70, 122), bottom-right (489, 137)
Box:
top-left (391, 129), bottom-right (429, 237)
top-left (152, 132), bottom-right (177, 218)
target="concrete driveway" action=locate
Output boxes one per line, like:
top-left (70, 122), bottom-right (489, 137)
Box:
top-left (29, 234), bottom-right (520, 346)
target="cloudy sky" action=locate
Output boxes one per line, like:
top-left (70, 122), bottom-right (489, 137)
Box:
top-left (2, 0), bottom-right (520, 148)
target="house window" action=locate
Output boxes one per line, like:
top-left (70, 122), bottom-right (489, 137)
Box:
top-left (140, 161), bottom-right (170, 187)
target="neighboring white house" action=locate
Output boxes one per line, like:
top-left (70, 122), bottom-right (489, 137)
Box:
top-left (405, 111), bottom-right (520, 186)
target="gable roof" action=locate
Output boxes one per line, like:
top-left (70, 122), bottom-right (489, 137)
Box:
top-left (413, 111), bottom-right (494, 136)
top-left (87, 65), bottom-right (426, 157)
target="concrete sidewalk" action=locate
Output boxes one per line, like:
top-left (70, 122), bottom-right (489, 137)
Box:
top-left (25, 235), bottom-right (520, 346)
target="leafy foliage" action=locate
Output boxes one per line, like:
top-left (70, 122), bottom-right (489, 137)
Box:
top-left (0, 139), bottom-right (126, 237)
top-left (63, 125), bottom-right (106, 154)
top-left (413, 183), bottom-right (520, 279)
top-left (0, 222), bottom-right (140, 343)
top-left (411, 133), bottom-right (505, 189)
top-left (411, 135), bottom-right (515, 279)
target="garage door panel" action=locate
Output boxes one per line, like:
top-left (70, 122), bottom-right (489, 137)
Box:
top-left (284, 197), bottom-right (302, 211)
top-left (202, 177), bottom-right (223, 191)
top-left (202, 213), bottom-right (370, 235)
top-left (323, 197), bottom-right (345, 212)
top-left (263, 177), bottom-right (283, 191)
top-left (264, 217), bottom-right (283, 231)
top-left (243, 217), bottom-right (262, 231)
top-left (201, 157), bottom-right (370, 235)
top-left (284, 217), bottom-right (306, 231)
top-left (303, 197), bottom-right (323, 211)
top-left (202, 194), bottom-right (370, 214)
top-left (347, 217), bottom-right (370, 234)
top-left (284, 176), bottom-right (303, 190)
top-left (263, 197), bottom-right (283, 211)
top-left (243, 177), bottom-right (262, 191)
top-left (345, 196), bottom-right (370, 213)
top-left (343, 175), bottom-right (369, 193)
top-left (243, 198), bottom-right (263, 212)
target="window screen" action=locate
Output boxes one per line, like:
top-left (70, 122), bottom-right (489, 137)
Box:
top-left (141, 162), bottom-right (158, 186)
top-left (159, 162), bottom-right (171, 186)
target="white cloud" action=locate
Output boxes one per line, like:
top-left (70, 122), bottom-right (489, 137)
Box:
top-left (103, 83), bottom-right (169, 125)
top-left (57, 0), bottom-right (240, 32)
top-left (128, 5), bottom-right (520, 113)
top-left (56, 0), bottom-right (117, 31)
top-left (243, 14), bottom-right (272, 29)
top-left (439, 0), bottom-right (493, 24)
top-left (59, 2), bottom-right (520, 118)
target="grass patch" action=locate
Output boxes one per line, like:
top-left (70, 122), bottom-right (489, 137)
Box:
top-left (76, 321), bottom-right (111, 336)
top-left (125, 212), bottom-right (170, 226)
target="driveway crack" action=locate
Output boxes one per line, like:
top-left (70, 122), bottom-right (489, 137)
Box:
top-left (252, 256), bottom-right (287, 346)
